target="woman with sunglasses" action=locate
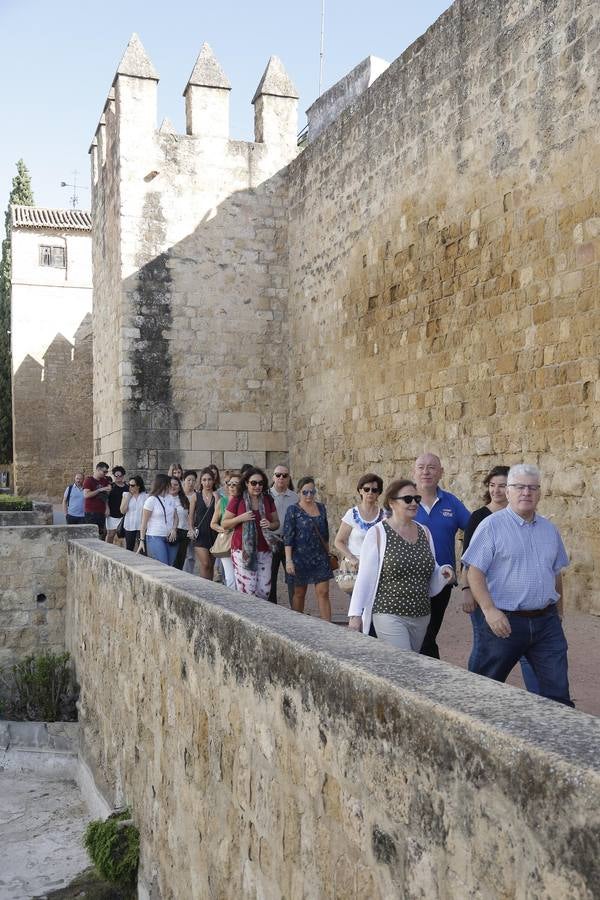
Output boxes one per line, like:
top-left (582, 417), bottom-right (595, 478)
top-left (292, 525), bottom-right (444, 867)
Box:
top-left (284, 476), bottom-right (334, 622)
top-left (119, 475), bottom-right (147, 551)
top-left (348, 478), bottom-right (453, 651)
top-left (209, 470), bottom-right (241, 589)
top-left (221, 467), bottom-right (279, 599)
top-left (334, 473), bottom-right (386, 569)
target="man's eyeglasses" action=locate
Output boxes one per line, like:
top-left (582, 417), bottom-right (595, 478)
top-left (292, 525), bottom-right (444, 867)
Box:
top-left (249, 480), bottom-right (264, 487)
top-left (274, 472), bottom-right (289, 478)
top-left (508, 484), bottom-right (540, 493)
top-left (391, 494), bottom-right (422, 504)
top-left (361, 486), bottom-right (380, 494)
top-left (301, 488), bottom-right (317, 496)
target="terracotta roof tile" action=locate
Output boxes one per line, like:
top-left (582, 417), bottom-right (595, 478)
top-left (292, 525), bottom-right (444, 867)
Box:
top-left (10, 205), bottom-right (91, 231)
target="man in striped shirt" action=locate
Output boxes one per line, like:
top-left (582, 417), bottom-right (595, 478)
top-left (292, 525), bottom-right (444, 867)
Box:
top-left (461, 463), bottom-right (573, 707)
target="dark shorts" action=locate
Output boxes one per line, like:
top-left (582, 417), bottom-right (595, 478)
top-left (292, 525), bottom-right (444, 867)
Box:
top-left (84, 512), bottom-right (106, 540)
top-left (66, 514), bottom-right (85, 525)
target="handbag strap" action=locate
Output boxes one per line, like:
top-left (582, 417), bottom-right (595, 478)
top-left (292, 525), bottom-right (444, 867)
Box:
top-left (309, 511), bottom-right (330, 555)
top-left (194, 492), bottom-right (214, 529)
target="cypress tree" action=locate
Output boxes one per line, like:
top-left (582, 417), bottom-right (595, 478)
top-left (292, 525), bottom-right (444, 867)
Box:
top-left (0, 160), bottom-right (34, 462)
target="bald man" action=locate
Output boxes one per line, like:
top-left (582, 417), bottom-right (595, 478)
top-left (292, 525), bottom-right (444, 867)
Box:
top-left (414, 453), bottom-right (470, 658)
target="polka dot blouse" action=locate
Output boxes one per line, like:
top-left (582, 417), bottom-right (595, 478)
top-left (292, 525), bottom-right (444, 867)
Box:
top-left (372, 521), bottom-right (435, 618)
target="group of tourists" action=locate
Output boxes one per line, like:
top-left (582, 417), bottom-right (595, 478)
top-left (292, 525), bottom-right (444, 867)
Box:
top-left (63, 451), bottom-right (574, 707)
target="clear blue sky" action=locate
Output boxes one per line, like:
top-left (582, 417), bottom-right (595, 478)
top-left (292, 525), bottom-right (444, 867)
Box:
top-left (0, 0), bottom-right (451, 211)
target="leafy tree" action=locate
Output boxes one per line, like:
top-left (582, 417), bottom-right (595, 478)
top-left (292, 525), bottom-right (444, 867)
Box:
top-left (0, 160), bottom-right (34, 462)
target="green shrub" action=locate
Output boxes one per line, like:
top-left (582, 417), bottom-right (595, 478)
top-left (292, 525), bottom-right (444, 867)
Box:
top-left (1, 651), bottom-right (77, 721)
top-left (84, 811), bottom-right (139, 893)
top-left (0, 493), bottom-right (33, 510)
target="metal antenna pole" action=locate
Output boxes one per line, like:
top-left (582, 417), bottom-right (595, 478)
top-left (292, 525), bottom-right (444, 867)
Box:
top-left (319, 0), bottom-right (325, 96)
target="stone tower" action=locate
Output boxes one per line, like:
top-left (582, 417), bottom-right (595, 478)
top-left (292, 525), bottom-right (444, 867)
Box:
top-left (90, 35), bottom-right (298, 478)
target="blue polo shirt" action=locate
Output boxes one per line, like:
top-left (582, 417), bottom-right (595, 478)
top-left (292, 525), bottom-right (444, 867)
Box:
top-left (64, 483), bottom-right (84, 518)
top-left (415, 487), bottom-right (470, 569)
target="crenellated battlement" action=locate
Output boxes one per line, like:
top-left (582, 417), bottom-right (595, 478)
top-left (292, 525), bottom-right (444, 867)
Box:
top-left (89, 33), bottom-right (299, 188)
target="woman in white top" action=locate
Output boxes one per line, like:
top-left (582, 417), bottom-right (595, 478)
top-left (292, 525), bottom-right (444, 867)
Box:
top-left (334, 472), bottom-right (386, 567)
top-left (119, 475), bottom-right (148, 552)
top-left (348, 478), bottom-right (453, 652)
top-left (137, 474), bottom-right (178, 566)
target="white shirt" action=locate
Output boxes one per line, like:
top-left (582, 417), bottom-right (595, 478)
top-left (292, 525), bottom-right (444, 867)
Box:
top-left (143, 495), bottom-right (176, 537)
top-left (122, 491), bottom-right (148, 531)
top-left (341, 506), bottom-right (386, 558)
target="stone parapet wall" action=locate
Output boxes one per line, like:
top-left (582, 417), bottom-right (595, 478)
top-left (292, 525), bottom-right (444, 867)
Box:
top-left (0, 503), bottom-right (53, 527)
top-left (286, 0), bottom-right (600, 615)
top-left (0, 526), bottom-right (96, 686)
top-left (66, 541), bottom-right (600, 899)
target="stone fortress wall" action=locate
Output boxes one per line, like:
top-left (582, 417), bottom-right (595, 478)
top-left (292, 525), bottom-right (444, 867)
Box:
top-left (91, 39), bottom-right (295, 481)
top-left (286, 0), bottom-right (600, 614)
top-left (89, 0), bottom-right (600, 612)
top-left (66, 539), bottom-right (600, 899)
top-left (12, 317), bottom-right (93, 500)
top-left (0, 525), bottom-right (95, 698)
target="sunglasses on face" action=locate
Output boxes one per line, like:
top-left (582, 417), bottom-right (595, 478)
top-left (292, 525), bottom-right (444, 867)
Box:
top-left (274, 472), bottom-right (289, 478)
top-left (391, 494), bottom-right (422, 504)
top-left (361, 487), bottom-right (380, 494)
top-left (249, 480), bottom-right (264, 487)
top-left (128, 482), bottom-right (137, 487)
top-left (301, 488), bottom-right (316, 496)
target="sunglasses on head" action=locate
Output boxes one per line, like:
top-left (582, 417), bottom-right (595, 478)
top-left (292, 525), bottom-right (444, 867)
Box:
top-left (361, 486), bottom-right (380, 494)
top-left (249, 480), bottom-right (264, 487)
top-left (392, 494), bottom-right (422, 504)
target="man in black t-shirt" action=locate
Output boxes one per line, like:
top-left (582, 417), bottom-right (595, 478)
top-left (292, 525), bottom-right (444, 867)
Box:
top-left (106, 465), bottom-right (127, 544)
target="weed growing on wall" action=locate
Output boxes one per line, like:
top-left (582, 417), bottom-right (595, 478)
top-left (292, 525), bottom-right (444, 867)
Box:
top-left (0, 650), bottom-right (77, 721)
top-left (0, 493), bottom-right (33, 510)
top-left (84, 811), bottom-right (139, 895)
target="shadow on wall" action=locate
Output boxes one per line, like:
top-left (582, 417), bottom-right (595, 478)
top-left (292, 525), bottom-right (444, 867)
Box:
top-left (13, 313), bottom-right (93, 501)
top-left (113, 159), bottom-right (290, 484)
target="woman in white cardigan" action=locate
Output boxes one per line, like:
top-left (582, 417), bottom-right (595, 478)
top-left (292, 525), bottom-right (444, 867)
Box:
top-left (348, 478), bottom-right (454, 652)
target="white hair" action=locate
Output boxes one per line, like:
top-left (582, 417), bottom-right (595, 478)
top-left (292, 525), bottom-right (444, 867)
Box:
top-left (507, 463), bottom-right (541, 483)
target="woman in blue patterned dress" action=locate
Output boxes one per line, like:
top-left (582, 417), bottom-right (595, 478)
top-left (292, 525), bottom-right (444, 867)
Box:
top-left (284, 476), bottom-right (333, 621)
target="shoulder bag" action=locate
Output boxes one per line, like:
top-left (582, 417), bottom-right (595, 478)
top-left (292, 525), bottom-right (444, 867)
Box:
top-left (310, 515), bottom-right (339, 571)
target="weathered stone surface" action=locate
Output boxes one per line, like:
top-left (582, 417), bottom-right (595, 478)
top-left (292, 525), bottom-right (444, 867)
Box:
top-left (286, 0), bottom-right (600, 616)
top-left (0, 503), bottom-right (53, 526)
top-left (92, 44), bottom-right (296, 483)
top-left (0, 525), bottom-right (95, 695)
top-left (185, 42), bottom-right (231, 90)
top-left (67, 540), bottom-right (600, 899)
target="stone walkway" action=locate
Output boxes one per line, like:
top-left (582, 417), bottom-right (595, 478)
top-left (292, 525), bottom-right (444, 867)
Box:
top-left (0, 772), bottom-right (91, 900)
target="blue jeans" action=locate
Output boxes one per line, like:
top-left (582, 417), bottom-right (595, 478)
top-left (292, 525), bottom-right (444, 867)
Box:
top-left (146, 535), bottom-right (178, 566)
top-left (468, 612), bottom-right (540, 694)
top-left (469, 606), bottom-right (573, 707)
